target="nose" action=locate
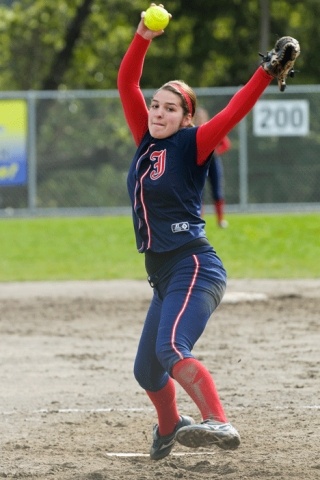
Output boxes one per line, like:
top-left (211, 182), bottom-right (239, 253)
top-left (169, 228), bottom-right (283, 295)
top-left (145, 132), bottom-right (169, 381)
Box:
top-left (155, 107), bottom-right (164, 117)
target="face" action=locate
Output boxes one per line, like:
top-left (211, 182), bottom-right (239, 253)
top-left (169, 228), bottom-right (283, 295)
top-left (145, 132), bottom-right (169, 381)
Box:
top-left (148, 89), bottom-right (192, 139)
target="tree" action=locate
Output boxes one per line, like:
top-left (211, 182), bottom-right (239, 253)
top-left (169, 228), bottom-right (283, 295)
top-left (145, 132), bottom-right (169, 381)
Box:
top-left (42, 0), bottom-right (94, 90)
top-left (0, 0), bottom-right (315, 91)
top-left (0, 0), bottom-right (318, 209)
top-left (259, 0), bottom-right (270, 54)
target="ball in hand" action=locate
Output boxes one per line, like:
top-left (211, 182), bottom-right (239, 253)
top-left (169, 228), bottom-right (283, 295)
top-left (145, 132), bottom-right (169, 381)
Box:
top-left (144, 5), bottom-right (170, 31)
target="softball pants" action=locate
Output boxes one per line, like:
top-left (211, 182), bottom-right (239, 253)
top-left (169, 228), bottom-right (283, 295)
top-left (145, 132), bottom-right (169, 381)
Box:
top-left (133, 249), bottom-right (227, 392)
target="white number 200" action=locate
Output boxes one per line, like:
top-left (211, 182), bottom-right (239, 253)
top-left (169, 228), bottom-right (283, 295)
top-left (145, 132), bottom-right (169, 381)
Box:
top-left (253, 100), bottom-right (309, 136)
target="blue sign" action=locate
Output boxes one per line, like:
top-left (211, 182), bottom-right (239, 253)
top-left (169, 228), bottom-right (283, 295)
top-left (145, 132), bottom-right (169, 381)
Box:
top-left (0, 100), bottom-right (28, 186)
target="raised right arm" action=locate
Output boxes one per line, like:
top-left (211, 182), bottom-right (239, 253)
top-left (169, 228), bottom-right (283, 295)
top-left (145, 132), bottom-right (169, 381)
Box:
top-left (117, 33), bottom-right (151, 146)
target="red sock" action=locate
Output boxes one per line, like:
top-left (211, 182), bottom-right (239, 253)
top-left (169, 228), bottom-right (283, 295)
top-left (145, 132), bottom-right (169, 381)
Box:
top-left (146, 377), bottom-right (180, 436)
top-left (172, 358), bottom-right (227, 423)
top-left (214, 199), bottom-right (225, 223)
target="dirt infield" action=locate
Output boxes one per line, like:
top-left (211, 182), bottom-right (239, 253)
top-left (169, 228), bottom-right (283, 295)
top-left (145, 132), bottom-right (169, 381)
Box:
top-left (1, 279), bottom-right (319, 480)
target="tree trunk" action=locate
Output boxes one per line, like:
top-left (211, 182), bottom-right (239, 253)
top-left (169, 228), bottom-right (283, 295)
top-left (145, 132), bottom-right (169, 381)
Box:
top-left (259, 0), bottom-right (270, 55)
top-left (41, 0), bottom-right (94, 91)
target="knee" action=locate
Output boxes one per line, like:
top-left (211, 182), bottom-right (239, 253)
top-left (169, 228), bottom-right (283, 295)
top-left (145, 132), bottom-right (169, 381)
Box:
top-left (134, 356), bottom-right (168, 391)
top-left (155, 341), bottom-right (178, 374)
top-left (133, 356), bottom-right (159, 391)
top-left (133, 358), bottom-right (148, 389)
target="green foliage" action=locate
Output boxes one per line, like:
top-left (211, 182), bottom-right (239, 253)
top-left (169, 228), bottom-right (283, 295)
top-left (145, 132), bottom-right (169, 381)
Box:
top-left (0, 1), bottom-right (80, 89)
top-left (0, 1), bottom-right (318, 212)
top-left (34, 95), bottom-right (134, 208)
top-left (0, 213), bottom-right (319, 281)
top-left (0, 0), bottom-right (318, 90)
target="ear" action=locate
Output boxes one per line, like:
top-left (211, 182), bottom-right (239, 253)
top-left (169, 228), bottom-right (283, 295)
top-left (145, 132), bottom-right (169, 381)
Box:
top-left (181, 113), bottom-right (192, 127)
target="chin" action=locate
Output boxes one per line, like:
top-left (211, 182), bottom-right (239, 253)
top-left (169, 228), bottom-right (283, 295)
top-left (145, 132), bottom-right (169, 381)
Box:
top-left (150, 130), bottom-right (165, 139)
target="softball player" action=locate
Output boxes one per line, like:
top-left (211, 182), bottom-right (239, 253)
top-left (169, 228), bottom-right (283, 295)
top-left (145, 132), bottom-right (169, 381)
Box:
top-left (117, 6), bottom-right (299, 461)
top-left (194, 107), bottom-right (232, 227)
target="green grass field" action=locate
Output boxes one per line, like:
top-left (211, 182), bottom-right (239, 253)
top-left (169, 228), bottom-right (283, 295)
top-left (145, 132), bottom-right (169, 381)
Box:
top-left (0, 213), bottom-right (319, 282)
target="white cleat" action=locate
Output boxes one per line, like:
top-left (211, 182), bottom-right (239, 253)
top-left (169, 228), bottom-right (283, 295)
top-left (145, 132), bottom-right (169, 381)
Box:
top-left (175, 420), bottom-right (241, 450)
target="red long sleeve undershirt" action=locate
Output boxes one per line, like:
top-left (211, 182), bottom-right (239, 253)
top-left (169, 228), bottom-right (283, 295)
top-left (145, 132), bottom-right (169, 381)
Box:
top-left (215, 136), bottom-right (232, 156)
top-left (117, 33), bottom-right (273, 165)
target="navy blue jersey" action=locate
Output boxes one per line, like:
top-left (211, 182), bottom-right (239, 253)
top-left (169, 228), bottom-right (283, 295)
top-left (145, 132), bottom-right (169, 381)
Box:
top-left (119, 33), bottom-right (273, 254)
top-left (127, 127), bottom-right (210, 253)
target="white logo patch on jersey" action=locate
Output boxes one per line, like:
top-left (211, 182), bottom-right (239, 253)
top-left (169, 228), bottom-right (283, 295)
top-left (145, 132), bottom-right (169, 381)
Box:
top-left (171, 222), bottom-right (190, 233)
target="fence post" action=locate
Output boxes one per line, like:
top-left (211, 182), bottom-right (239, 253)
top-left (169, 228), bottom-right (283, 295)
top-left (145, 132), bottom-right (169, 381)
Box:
top-left (27, 92), bottom-right (37, 213)
top-left (238, 116), bottom-right (248, 210)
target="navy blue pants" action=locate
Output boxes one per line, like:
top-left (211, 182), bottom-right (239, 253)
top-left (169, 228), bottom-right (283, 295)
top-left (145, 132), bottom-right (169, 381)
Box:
top-left (134, 250), bottom-right (227, 392)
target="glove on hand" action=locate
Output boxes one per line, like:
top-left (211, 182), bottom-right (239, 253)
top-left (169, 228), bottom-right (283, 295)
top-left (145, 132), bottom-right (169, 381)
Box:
top-left (260, 36), bottom-right (300, 92)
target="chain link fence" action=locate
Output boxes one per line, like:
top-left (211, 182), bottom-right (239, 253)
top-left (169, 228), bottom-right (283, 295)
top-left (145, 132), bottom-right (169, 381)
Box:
top-left (0, 85), bottom-right (319, 217)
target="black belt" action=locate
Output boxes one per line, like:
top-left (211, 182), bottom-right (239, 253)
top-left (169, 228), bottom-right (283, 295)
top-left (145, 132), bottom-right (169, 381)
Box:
top-left (145, 237), bottom-right (211, 276)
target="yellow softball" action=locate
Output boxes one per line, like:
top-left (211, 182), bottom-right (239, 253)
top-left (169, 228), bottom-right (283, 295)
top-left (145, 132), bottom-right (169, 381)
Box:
top-left (144, 5), bottom-right (170, 31)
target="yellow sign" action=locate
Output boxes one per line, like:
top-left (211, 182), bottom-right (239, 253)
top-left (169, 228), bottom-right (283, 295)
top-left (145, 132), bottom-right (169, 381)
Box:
top-left (0, 99), bottom-right (28, 185)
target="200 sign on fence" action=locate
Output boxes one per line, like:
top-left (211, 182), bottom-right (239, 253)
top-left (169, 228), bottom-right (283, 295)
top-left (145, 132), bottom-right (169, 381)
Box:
top-left (253, 100), bottom-right (309, 136)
